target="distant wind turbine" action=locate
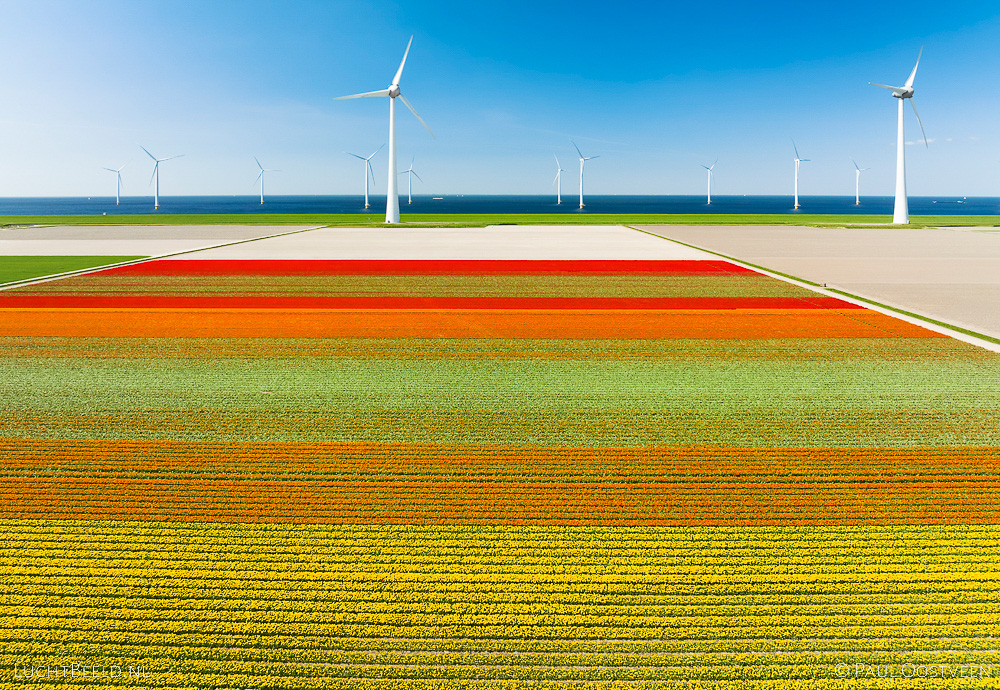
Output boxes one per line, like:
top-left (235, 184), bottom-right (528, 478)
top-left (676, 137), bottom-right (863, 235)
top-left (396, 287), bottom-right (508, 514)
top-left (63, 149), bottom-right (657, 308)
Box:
top-left (103, 163), bottom-right (127, 205)
top-left (253, 157), bottom-right (281, 205)
top-left (346, 144), bottom-right (384, 209)
top-left (398, 156), bottom-right (422, 205)
top-left (140, 146), bottom-right (183, 210)
top-left (851, 159), bottom-right (871, 206)
top-left (870, 47), bottom-right (928, 224)
top-left (553, 155), bottom-right (565, 205)
top-left (572, 141), bottom-right (598, 209)
top-left (791, 140), bottom-right (809, 209)
top-left (701, 159), bottom-right (717, 205)
top-left (335, 36), bottom-right (434, 224)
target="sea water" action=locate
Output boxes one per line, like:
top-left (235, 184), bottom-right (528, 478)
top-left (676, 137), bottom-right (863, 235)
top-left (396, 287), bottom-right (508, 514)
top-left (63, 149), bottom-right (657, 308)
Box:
top-left (0, 195), bottom-right (996, 216)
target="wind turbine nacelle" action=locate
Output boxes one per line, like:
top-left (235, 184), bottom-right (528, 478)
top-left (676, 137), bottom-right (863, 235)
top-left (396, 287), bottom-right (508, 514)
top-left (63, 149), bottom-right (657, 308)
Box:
top-left (388, 85), bottom-right (401, 98)
top-left (894, 88), bottom-right (914, 99)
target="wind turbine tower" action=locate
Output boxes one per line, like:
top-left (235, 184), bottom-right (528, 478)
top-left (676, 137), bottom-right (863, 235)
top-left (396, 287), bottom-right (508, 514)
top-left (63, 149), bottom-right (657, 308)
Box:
top-left (553, 155), bottom-right (564, 204)
top-left (870, 47), bottom-right (928, 224)
top-left (572, 141), bottom-right (598, 209)
top-left (103, 164), bottom-right (127, 205)
top-left (335, 36), bottom-right (434, 224)
top-left (791, 141), bottom-right (809, 209)
top-left (702, 160), bottom-right (717, 205)
top-left (851, 159), bottom-right (871, 206)
top-left (399, 156), bottom-right (422, 205)
top-left (253, 157), bottom-right (280, 205)
top-left (140, 146), bottom-right (182, 210)
top-left (347, 144), bottom-right (383, 209)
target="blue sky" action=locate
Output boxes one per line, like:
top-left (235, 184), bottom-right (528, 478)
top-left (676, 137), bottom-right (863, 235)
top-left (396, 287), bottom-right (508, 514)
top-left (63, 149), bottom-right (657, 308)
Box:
top-left (1, 0), bottom-right (999, 197)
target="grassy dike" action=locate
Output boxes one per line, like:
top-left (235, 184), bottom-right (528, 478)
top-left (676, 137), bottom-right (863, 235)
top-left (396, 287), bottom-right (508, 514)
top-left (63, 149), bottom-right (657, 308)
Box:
top-left (2, 212), bottom-right (999, 228)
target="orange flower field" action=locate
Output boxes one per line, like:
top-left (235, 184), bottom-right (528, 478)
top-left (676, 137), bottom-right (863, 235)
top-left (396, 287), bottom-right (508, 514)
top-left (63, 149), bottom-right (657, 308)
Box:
top-left (2, 257), bottom-right (999, 687)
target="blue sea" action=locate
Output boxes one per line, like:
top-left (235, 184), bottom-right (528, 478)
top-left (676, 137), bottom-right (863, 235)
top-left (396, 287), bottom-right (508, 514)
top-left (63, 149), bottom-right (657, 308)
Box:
top-left (0, 195), bottom-right (996, 216)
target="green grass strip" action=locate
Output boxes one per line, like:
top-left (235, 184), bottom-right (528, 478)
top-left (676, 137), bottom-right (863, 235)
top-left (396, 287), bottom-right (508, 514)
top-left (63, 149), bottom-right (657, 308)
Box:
top-left (2, 212), bottom-right (999, 228)
top-left (0, 256), bottom-right (144, 285)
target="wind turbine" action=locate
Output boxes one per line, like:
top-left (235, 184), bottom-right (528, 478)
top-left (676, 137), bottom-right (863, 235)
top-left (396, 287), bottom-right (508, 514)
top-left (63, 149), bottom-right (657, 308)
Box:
top-left (398, 156), bottom-right (422, 205)
top-left (103, 163), bottom-right (127, 205)
top-left (791, 140), bottom-right (809, 209)
top-left (851, 158), bottom-right (871, 206)
top-left (140, 146), bottom-right (182, 210)
top-left (253, 157), bottom-right (280, 205)
top-left (335, 36), bottom-right (434, 224)
top-left (553, 155), bottom-right (565, 204)
top-left (346, 144), bottom-right (383, 209)
top-left (701, 159), bottom-right (717, 205)
top-left (870, 47), bottom-right (928, 224)
top-left (572, 141), bottom-right (598, 209)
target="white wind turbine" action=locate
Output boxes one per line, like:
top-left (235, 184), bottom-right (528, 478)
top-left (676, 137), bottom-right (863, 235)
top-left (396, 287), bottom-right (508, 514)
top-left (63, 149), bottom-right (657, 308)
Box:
top-left (335, 36), bottom-right (434, 224)
top-left (572, 141), bottom-right (598, 208)
top-left (103, 163), bottom-right (127, 205)
top-left (791, 140), bottom-right (809, 209)
top-left (851, 158), bottom-right (871, 206)
top-left (553, 155), bottom-right (565, 204)
top-left (253, 157), bottom-right (280, 205)
top-left (398, 156), bottom-right (422, 205)
top-left (870, 47), bottom-right (928, 224)
top-left (346, 144), bottom-right (384, 209)
top-left (140, 146), bottom-right (183, 210)
top-left (701, 159), bottom-right (717, 205)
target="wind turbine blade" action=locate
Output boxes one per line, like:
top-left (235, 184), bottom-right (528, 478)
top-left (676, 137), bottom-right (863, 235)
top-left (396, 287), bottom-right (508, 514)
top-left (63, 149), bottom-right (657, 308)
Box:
top-left (398, 94), bottom-right (435, 138)
top-left (103, 167), bottom-right (117, 173)
top-left (140, 145), bottom-right (157, 161)
top-left (851, 158), bottom-right (860, 171)
top-left (367, 161), bottom-right (375, 185)
top-left (254, 171), bottom-right (263, 185)
top-left (584, 156), bottom-right (599, 161)
top-left (254, 157), bottom-right (263, 170)
top-left (334, 89), bottom-right (391, 100)
top-left (869, 82), bottom-right (905, 95)
top-left (709, 159), bottom-right (717, 171)
top-left (791, 139), bottom-right (801, 160)
top-left (368, 143), bottom-right (385, 160)
top-left (904, 46), bottom-right (923, 88)
top-left (392, 36), bottom-right (414, 87)
top-left (552, 171), bottom-right (560, 185)
top-left (910, 98), bottom-right (929, 147)
top-left (148, 165), bottom-right (157, 187)
top-left (346, 152), bottom-right (366, 160)
top-left (800, 158), bottom-right (811, 162)
top-left (554, 154), bottom-right (561, 169)
top-left (412, 171), bottom-right (423, 183)
top-left (572, 141), bottom-right (584, 159)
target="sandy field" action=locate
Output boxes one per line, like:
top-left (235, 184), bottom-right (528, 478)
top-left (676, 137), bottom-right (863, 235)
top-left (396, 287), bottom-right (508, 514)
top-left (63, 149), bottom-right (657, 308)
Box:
top-left (178, 225), bottom-right (714, 260)
top-left (0, 225), bottom-right (319, 256)
top-left (639, 225), bottom-right (1000, 340)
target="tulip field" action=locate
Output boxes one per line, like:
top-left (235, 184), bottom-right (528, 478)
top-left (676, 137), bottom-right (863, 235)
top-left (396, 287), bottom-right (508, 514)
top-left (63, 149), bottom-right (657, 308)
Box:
top-left (2, 252), bottom-right (999, 687)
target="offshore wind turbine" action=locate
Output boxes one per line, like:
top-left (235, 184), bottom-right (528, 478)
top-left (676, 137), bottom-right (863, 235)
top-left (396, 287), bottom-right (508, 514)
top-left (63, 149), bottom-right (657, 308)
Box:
top-left (701, 159), bottom-right (717, 205)
top-left (851, 159), bottom-right (871, 206)
top-left (253, 157), bottom-right (280, 205)
top-left (103, 163), bottom-right (127, 205)
top-left (346, 144), bottom-right (383, 209)
top-left (335, 36), bottom-right (434, 224)
top-left (870, 47), bottom-right (928, 224)
top-left (553, 155), bottom-right (565, 204)
top-left (140, 146), bottom-right (182, 210)
top-left (398, 156), bottom-right (422, 205)
top-left (791, 140), bottom-right (809, 209)
top-left (572, 141), bottom-right (598, 209)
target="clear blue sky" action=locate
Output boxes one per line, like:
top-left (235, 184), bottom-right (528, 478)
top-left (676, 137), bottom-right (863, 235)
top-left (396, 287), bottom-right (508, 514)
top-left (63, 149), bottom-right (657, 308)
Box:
top-left (2, 0), bottom-right (998, 197)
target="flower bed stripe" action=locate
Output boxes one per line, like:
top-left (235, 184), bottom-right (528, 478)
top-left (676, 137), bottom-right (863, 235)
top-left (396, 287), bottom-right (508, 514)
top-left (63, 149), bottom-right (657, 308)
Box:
top-left (0, 294), bottom-right (863, 310)
top-left (0, 308), bottom-right (940, 339)
top-left (99, 259), bottom-right (760, 276)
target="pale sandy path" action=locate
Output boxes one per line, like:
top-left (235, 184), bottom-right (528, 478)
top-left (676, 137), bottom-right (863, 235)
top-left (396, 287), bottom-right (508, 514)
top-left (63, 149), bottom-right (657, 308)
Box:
top-left (0, 225), bottom-right (318, 256)
top-left (178, 225), bottom-right (714, 260)
top-left (637, 225), bottom-right (1000, 339)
